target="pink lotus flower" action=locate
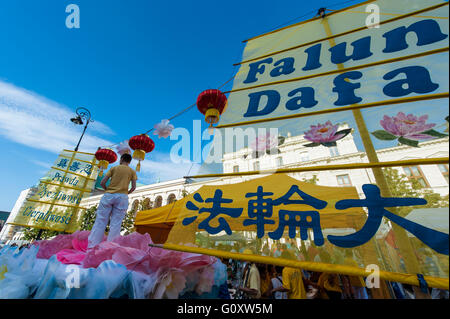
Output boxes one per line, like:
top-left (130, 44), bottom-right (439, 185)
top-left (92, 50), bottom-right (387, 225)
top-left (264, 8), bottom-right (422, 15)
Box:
top-left (153, 119), bottom-right (174, 139)
top-left (250, 132), bottom-right (279, 152)
top-left (380, 112), bottom-right (436, 141)
top-left (303, 121), bottom-right (352, 148)
top-left (304, 121), bottom-right (346, 144)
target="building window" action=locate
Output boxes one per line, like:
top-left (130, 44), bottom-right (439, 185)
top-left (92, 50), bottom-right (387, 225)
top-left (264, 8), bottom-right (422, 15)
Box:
top-left (167, 194), bottom-right (176, 204)
top-left (337, 174), bottom-right (352, 186)
top-left (403, 166), bottom-right (429, 188)
top-left (438, 164), bottom-right (449, 184)
top-left (276, 157), bottom-right (283, 167)
top-left (233, 165), bottom-right (239, 173)
top-left (154, 196), bottom-right (163, 208)
top-left (253, 161), bottom-right (260, 171)
top-left (329, 146), bottom-right (340, 157)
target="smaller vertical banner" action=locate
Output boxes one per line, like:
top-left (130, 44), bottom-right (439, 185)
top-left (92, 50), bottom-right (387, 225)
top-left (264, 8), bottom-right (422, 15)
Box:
top-left (11, 150), bottom-right (99, 233)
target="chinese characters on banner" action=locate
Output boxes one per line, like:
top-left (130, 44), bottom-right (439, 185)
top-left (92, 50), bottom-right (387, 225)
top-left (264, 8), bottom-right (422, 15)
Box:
top-left (182, 182), bottom-right (448, 255)
top-left (12, 150), bottom-right (99, 232)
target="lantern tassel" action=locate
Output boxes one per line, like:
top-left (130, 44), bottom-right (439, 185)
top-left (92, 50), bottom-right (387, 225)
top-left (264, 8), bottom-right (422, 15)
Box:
top-left (136, 161), bottom-right (141, 172)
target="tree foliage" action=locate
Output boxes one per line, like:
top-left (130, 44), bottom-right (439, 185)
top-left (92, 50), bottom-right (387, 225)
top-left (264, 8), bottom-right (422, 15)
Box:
top-left (382, 167), bottom-right (449, 217)
top-left (22, 227), bottom-right (60, 241)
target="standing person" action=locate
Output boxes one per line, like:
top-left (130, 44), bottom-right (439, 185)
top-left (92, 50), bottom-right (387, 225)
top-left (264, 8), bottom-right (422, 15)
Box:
top-left (88, 153), bottom-right (137, 249)
top-left (258, 264), bottom-right (271, 299)
top-left (238, 260), bottom-right (261, 299)
top-left (318, 272), bottom-right (343, 299)
top-left (282, 267), bottom-right (307, 299)
top-left (270, 266), bottom-right (307, 299)
top-left (343, 250), bottom-right (369, 299)
top-left (267, 266), bottom-right (287, 299)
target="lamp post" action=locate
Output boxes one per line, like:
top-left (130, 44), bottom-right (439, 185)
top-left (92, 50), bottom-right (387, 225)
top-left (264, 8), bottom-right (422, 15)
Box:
top-left (71, 107), bottom-right (93, 152)
top-left (33, 108), bottom-right (93, 241)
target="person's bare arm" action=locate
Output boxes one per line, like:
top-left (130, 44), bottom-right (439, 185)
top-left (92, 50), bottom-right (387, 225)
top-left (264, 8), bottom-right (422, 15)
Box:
top-left (128, 179), bottom-right (136, 194)
top-left (100, 176), bottom-right (110, 190)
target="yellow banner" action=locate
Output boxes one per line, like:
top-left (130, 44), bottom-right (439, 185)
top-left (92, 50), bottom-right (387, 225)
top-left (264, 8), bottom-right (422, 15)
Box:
top-left (12, 150), bottom-right (99, 232)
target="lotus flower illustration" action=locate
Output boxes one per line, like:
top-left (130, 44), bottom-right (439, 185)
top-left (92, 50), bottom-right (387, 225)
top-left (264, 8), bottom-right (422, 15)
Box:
top-left (371, 112), bottom-right (447, 147)
top-left (250, 132), bottom-right (285, 158)
top-left (303, 121), bottom-right (352, 147)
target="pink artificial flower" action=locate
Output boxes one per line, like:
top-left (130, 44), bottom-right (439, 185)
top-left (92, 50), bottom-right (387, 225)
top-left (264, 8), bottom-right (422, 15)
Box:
top-left (55, 235), bottom-right (89, 265)
top-left (153, 119), bottom-right (174, 139)
top-left (380, 112), bottom-right (436, 141)
top-left (304, 121), bottom-right (345, 143)
top-left (164, 270), bottom-right (188, 299)
top-left (194, 265), bottom-right (215, 295)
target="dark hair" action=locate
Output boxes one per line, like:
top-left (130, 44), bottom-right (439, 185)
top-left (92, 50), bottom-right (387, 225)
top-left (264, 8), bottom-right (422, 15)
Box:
top-left (274, 266), bottom-right (284, 274)
top-left (121, 153), bottom-right (132, 163)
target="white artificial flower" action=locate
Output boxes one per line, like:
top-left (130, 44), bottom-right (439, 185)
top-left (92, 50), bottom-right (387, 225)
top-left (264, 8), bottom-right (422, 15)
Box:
top-left (116, 140), bottom-right (131, 155)
top-left (153, 119), bottom-right (174, 139)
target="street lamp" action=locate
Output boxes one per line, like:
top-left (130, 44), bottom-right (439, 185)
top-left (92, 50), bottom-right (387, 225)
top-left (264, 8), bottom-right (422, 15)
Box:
top-left (71, 107), bottom-right (93, 152)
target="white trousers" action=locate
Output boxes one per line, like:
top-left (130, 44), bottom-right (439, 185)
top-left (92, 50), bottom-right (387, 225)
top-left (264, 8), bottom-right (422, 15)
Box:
top-left (88, 193), bottom-right (129, 248)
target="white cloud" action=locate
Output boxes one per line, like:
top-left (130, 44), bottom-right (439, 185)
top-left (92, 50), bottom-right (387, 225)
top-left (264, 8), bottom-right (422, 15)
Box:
top-left (0, 80), bottom-right (115, 154)
top-left (29, 159), bottom-right (52, 169)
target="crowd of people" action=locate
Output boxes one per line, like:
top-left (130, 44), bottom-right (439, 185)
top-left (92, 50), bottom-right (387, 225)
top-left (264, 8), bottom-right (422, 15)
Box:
top-left (222, 258), bottom-right (449, 300)
top-left (213, 241), bottom-right (449, 300)
top-left (224, 258), bottom-right (368, 300)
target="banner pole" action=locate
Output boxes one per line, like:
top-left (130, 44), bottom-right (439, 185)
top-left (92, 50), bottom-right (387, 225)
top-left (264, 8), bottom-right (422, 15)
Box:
top-left (148, 243), bottom-right (449, 290)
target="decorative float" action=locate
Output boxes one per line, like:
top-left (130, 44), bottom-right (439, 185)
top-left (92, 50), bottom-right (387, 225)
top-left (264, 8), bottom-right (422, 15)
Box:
top-left (0, 232), bottom-right (227, 299)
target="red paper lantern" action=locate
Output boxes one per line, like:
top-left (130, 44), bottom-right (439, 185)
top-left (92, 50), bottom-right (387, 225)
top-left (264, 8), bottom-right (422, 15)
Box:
top-left (95, 148), bottom-right (117, 177)
top-left (128, 134), bottom-right (155, 172)
top-left (197, 89), bottom-right (227, 128)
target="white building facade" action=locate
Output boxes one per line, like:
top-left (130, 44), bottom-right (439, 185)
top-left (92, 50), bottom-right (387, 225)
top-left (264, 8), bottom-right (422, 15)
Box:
top-left (81, 128), bottom-right (449, 211)
top-left (0, 187), bottom-right (37, 245)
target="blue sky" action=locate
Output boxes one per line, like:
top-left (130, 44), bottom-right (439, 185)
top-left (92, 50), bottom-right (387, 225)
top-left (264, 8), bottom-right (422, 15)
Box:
top-left (0, 0), bottom-right (364, 211)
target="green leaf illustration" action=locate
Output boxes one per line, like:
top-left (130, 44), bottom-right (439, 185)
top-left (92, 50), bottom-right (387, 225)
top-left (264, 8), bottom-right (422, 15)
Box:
top-left (398, 137), bottom-right (419, 147)
top-left (304, 142), bottom-right (321, 147)
top-left (334, 128), bottom-right (352, 139)
top-left (371, 130), bottom-right (398, 141)
top-left (421, 129), bottom-right (448, 138)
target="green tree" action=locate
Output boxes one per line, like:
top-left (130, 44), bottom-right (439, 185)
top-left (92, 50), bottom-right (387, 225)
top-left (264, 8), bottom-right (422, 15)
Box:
top-left (382, 167), bottom-right (449, 217)
top-left (122, 207), bottom-right (137, 235)
top-left (22, 227), bottom-right (60, 241)
top-left (301, 174), bottom-right (319, 185)
top-left (80, 205), bottom-right (99, 231)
